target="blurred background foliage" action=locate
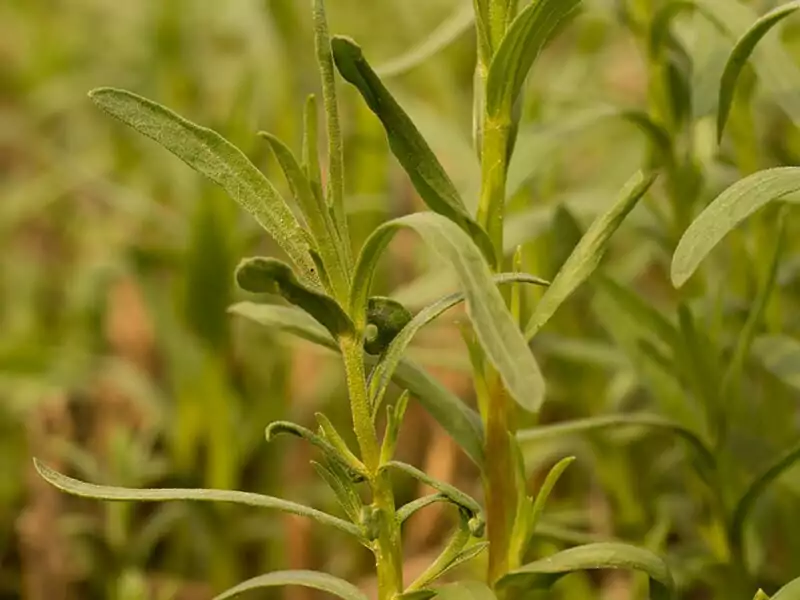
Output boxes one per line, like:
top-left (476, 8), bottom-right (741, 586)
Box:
top-left (1, 0), bottom-right (799, 598)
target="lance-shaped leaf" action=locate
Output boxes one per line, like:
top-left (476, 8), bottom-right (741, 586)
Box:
top-left (265, 421), bottom-right (367, 481)
top-left (229, 302), bottom-right (485, 465)
top-left (88, 88), bottom-right (319, 287)
top-left (671, 167), bottom-right (800, 287)
top-left (525, 170), bottom-right (656, 340)
top-left (496, 542), bottom-right (674, 600)
top-left (435, 581), bottom-right (497, 600)
top-left (397, 493), bottom-right (450, 525)
top-left (369, 273), bottom-right (549, 414)
top-left (213, 570), bottom-right (368, 600)
top-left (235, 257), bottom-right (353, 339)
top-left (717, 2), bottom-right (800, 141)
top-left (331, 36), bottom-right (495, 264)
top-left (730, 439), bottom-right (800, 560)
top-left (352, 212), bottom-right (545, 412)
top-left (34, 459), bottom-right (361, 538)
top-left (752, 335), bottom-right (800, 392)
top-left (485, 0), bottom-right (582, 118)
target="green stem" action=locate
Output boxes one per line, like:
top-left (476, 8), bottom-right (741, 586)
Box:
top-left (340, 337), bottom-right (402, 599)
top-left (477, 117), bottom-right (511, 258)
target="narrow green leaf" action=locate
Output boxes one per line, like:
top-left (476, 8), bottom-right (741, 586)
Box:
top-left (229, 302), bottom-right (485, 465)
top-left (752, 335), bottom-right (800, 391)
top-left (717, 2), bottom-right (800, 141)
top-left (754, 589), bottom-right (771, 600)
top-left (730, 439), bottom-right (800, 559)
top-left (407, 524), bottom-right (472, 591)
top-left (331, 36), bottom-right (495, 264)
top-left (397, 493), bottom-right (450, 525)
top-left (235, 257), bottom-right (352, 338)
top-left (316, 413), bottom-right (365, 475)
top-left (88, 88), bottom-right (319, 287)
top-left (369, 273), bottom-right (549, 414)
top-left (265, 421), bottom-right (367, 480)
top-left (313, 0), bottom-right (351, 270)
top-left (517, 414), bottom-right (715, 468)
top-left (382, 460), bottom-right (484, 523)
top-left (396, 592), bottom-right (437, 600)
top-left (671, 167), bottom-right (800, 287)
top-left (213, 570), bottom-right (368, 600)
top-left (525, 171), bottom-right (656, 340)
top-left (312, 461), bottom-right (362, 523)
top-left (352, 212), bottom-right (545, 413)
top-left (376, 3), bottom-right (475, 78)
top-left (528, 457), bottom-right (575, 537)
top-left (434, 581), bottom-right (497, 600)
top-left (33, 459), bottom-right (361, 538)
top-left (258, 132), bottom-right (348, 299)
top-left (302, 94), bottom-right (323, 201)
top-left (773, 577), bottom-right (800, 599)
top-left (485, 0), bottom-right (582, 117)
top-left (380, 391), bottom-right (409, 464)
top-left (496, 542), bottom-right (674, 600)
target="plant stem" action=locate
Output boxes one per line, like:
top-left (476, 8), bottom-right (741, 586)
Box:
top-left (477, 117), bottom-right (511, 256)
top-left (340, 336), bottom-right (402, 599)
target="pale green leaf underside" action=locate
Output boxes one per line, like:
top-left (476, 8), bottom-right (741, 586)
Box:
top-left (671, 167), bottom-right (800, 287)
top-left (369, 272), bottom-right (549, 414)
top-left (352, 213), bottom-right (545, 413)
top-left (525, 170), bottom-right (656, 340)
top-left (229, 303), bottom-right (485, 465)
top-left (752, 335), bottom-right (800, 391)
top-left (772, 576), bottom-right (800, 599)
top-left (88, 88), bottom-right (318, 287)
top-left (496, 542), bottom-right (674, 600)
top-left (213, 570), bottom-right (368, 600)
top-left (717, 2), bottom-right (800, 141)
top-left (33, 459), bottom-right (361, 538)
top-left (434, 581), bottom-right (497, 600)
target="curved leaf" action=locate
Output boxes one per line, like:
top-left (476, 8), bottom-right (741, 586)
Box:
top-left (730, 439), bottom-right (800, 558)
top-left (517, 414), bottom-right (715, 469)
top-left (376, 3), bottom-right (475, 77)
top-left (496, 542), bottom-right (674, 600)
top-left (397, 493), bottom-right (450, 525)
top-left (671, 167), bottom-right (800, 287)
top-left (717, 2), bottom-right (800, 141)
top-left (235, 257), bottom-right (352, 338)
top-left (369, 273), bottom-right (549, 413)
top-left (229, 303), bottom-right (485, 465)
top-left (34, 459), bottom-right (361, 538)
top-left (773, 576), bottom-right (800, 599)
top-left (352, 213), bottom-right (545, 412)
top-left (88, 88), bottom-right (319, 287)
top-left (525, 170), bottom-right (656, 340)
top-left (213, 570), bottom-right (368, 600)
top-left (331, 36), bottom-right (495, 264)
top-left (486, 0), bottom-right (582, 117)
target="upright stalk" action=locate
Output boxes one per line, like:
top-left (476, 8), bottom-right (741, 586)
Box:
top-left (340, 336), bottom-right (403, 599)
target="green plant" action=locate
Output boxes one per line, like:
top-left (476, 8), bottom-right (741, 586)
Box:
top-left (32, 0), bottom-right (800, 599)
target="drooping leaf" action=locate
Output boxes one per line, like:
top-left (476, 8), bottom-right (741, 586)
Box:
top-left (213, 570), bottom-right (368, 600)
top-left (435, 581), bottom-right (497, 600)
top-left (397, 493), bottom-right (450, 525)
top-left (351, 212), bottom-right (545, 413)
top-left (496, 542), bottom-right (674, 600)
top-left (752, 335), bottom-right (800, 391)
top-left (716, 2), bottom-right (800, 141)
top-left (34, 459), bottom-right (361, 538)
top-left (265, 421), bottom-right (366, 481)
top-left (88, 88), bottom-right (319, 287)
top-left (517, 414), bottom-right (715, 469)
top-left (525, 171), bottom-right (656, 340)
top-left (235, 257), bottom-right (353, 338)
top-left (485, 0), bottom-right (582, 118)
top-left (730, 439), bottom-right (800, 558)
top-left (369, 273), bottom-right (549, 414)
top-left (382, 460), bottom-right (483, 525)
top-left (331, 36), bottom-right (495, 264)
top-left (229, 303), bottom-right (485, 465)
top-left (671, 167), bottom-right (800, 287)
top-left (772, 576), bottom-right (800, 599)
top-left (376, 3), bottom-right (475, 77)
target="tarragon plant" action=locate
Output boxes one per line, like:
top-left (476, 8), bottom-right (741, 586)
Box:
top-left (34, 0), bottom-right (800, 599)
